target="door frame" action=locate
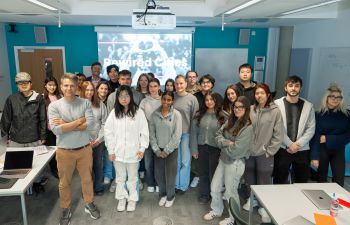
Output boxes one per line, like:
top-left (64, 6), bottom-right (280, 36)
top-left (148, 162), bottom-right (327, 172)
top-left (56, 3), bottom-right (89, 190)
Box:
top-left (14, 46), bottom-right (66, 74)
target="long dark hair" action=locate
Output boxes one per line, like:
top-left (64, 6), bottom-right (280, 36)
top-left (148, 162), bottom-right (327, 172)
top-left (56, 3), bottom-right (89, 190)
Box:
top-left (195, 92), bottom-right (222, 125)
top-left (114, 85), bottom-right (138, 118)
top-left (164, 78), bottom-right (176, 92)
top-left (222, 84), bottom-right (240, 112)
top-left (254, 83), bottom-right (273, 110)
top-left (43, 76), bottom-right (61, 106)
top-left (224, 96), bottom-right (251, 136)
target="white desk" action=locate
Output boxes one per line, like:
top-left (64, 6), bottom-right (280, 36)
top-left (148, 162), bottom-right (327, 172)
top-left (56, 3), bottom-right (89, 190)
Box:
top-left (249, 183), bottom-right (350, 225)
top-left (0, 148), bottom-right (56, 225)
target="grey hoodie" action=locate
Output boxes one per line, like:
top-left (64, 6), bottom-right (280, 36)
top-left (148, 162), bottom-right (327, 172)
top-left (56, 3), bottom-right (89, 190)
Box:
top-left (215, 121), bottom-right (253, 164)
top-left (149, 106), bottom-right (182, 156)
top-left (139, 95), bottom-right (162, 121)
top-left (249, 103), bottom-right (284, 157)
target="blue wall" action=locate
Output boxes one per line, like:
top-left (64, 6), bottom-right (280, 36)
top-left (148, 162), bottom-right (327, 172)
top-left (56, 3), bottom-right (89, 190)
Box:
top-left (6, 24), bottom-right (268, 92)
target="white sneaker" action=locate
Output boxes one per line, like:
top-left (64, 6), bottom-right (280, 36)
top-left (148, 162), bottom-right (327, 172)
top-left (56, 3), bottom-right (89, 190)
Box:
top-left (258, 208), bottom-right (271, 223)
top-left (203, 210), bottom-right (221, 221)
top-left (147, 186), bottom-right (155, 193)
top-left (243, 197), bottom-right (258, 211)
top-left (117, 199), bottom-right (126, 212)
top-left (139, 171), bottom-right (145, 179)
top-left (165, 197), bottom-right (175, 208)
top-left (159, 196), bottom-right (167, 206)
top-left (190, 177), bottom-right (199, 188)
top-left (109, 182), bottom-right (116, 193)
top-left (219, 217), bottom-right (235, 225)
top-left (103, 177), bottom-right (111, 184)
top-left (155, 186), bottom-right (159, 193)
top-left (127, 200), bottom-right (136, 212)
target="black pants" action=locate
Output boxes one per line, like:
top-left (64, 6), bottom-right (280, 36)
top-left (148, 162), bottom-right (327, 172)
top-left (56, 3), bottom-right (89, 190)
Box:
top-left (318, 143), bottom-right (345, 187)
top-left (198, 145), bottom-right (220, 198)
top-left (154, 149), bottom-right (178, 201)
top-left (46, 130), bottom-right (58, 174)
top-left (145, 147), bottom-right (157, 187)
top-left (273, 148), bottom-right (310, 184)
top-left (245, 154), bottom-right (274, 186)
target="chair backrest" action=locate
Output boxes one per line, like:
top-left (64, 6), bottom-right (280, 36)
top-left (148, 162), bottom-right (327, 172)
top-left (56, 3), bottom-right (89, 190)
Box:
top-left (229, 197), bottom-right (249, 225)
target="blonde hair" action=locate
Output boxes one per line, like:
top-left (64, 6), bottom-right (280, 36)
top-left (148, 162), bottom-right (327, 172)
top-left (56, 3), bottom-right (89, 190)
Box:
top-left (319, 82), bottom-right (349, 115)
top-left (60, 73), bottom-right (78, 85)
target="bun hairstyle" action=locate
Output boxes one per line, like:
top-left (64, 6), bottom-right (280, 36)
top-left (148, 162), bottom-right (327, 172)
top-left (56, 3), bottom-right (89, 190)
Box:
top-left (319, 82), bottom-right (349, 115)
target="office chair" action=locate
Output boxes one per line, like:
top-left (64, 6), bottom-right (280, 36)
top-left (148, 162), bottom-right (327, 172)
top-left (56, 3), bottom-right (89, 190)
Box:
top-left (229, 197), bottom-right (274, 225)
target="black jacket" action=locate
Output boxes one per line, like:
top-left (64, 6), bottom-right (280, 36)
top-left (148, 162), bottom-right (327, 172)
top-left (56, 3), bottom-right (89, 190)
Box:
top-left (235, 81), bottom-right (257, 105)
top-left (1, 91), bottom-right (47, 143)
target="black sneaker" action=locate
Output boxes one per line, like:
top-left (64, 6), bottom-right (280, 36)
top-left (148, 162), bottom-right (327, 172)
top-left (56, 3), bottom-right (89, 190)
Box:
top-left (198, 196), bottom-right (210, 204)
top-left (59, 208), bottom-right (72, 225)
top-left (84, 202), bottom-right (100, 219)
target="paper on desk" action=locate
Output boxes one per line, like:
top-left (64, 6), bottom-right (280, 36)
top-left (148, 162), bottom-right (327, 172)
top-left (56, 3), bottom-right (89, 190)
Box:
top-left (7, 145), bottom-right (49, 156)
top-left (314, 213), bottom-right (336, 225)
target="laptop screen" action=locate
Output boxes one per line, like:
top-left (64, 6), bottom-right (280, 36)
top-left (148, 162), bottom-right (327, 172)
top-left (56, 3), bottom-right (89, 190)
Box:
top-left (4, 151), bottom-right (34, 170)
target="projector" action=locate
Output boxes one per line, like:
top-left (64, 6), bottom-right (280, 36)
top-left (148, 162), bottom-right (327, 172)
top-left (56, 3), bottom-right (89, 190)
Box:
top-left (132, 8), bottom-right (176, 29)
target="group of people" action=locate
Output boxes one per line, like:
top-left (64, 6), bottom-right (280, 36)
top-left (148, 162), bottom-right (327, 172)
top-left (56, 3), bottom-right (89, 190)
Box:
top-left (1, 62), bottom-right (349, 225)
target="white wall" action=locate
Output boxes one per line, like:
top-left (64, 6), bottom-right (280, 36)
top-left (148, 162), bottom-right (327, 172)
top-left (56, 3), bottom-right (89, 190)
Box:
top-left (0, 23), bottom-right (12, 111)
top-left (292, 1), bottom-right (350, 108)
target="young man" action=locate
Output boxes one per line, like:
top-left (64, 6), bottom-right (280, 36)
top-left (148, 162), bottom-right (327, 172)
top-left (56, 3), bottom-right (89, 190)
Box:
top-left (274, 75), bottom-right (315, 184)
top-left (48, 73), bottom-right (101, 225)
top-left (86, 62), bottom-right (107, 87)
top-left (1, 72), bottom-right (46, 147)
top-left (235, 63), bottom-right (257, 105)
top-left (106, 70), bottom-right (143, 113)
top-left (107, 64), bottom-right (119, 92)
top-left (186, 71), bottom-right (201, 94)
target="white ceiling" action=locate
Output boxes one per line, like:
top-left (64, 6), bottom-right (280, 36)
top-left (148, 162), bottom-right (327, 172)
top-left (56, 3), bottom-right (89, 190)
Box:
top-left (0, 0), bottom-right (346, 27)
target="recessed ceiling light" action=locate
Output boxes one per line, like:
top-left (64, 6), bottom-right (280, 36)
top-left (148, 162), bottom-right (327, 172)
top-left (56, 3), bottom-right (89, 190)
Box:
top-left (281, 0), bottom-right (342, 15)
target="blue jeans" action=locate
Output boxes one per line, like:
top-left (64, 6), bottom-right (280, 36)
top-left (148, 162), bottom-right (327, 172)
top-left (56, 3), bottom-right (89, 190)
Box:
top-left (93, 142), bottom-right (105, 192)
top-left (103, 146), bottom-right (115, 180)
top-left (210, 159), bottom-right (245, 216)
top-left (145, 146), bottom-right (157, 186)
top-left (175, 133), bottom-right (191, 191)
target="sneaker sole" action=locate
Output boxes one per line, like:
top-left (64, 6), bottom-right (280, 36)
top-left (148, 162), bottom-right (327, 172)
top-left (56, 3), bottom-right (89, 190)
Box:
top-left (84, 208), bottom-right (100, 220)
top-left (59, 212), bottom-right (72, 225)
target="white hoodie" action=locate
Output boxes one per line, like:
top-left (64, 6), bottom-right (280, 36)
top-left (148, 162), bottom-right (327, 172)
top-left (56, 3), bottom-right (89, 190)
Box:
top-left (104, 108), bottom-right (149, 163)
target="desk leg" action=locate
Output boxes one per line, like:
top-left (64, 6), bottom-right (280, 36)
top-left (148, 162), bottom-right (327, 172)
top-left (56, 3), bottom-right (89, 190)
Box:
top-left (248, 191), bottom-right (254, 225)
top-left (20, 193), bottom-right (28, 225)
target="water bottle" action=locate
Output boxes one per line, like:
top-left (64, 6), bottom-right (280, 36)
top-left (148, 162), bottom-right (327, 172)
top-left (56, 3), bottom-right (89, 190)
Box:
top-left (330, 193), bottom-right (339, 217)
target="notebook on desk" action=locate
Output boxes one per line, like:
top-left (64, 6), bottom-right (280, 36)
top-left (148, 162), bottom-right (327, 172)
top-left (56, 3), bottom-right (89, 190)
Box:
top-left (302, 189), bottom-right (332, 210)
top-left (282, 215), bottom-right (315, 225)
top-left (0, 150), bottom-right (34, 179)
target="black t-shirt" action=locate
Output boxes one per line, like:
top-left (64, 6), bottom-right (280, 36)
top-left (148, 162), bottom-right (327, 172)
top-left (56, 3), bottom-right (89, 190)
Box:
top-left (284, 98), bottom-right (304, 142)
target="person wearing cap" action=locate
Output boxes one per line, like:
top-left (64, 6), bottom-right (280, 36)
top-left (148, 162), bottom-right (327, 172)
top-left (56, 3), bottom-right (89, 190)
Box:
top-left (1, 72), bottom-right (46, 147)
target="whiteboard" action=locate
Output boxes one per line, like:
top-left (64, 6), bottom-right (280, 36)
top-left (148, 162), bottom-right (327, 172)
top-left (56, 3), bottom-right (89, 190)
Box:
top-left (314, 47), bottom-right (350, 107)
top-left (195, 48), bottom-right (248, 95)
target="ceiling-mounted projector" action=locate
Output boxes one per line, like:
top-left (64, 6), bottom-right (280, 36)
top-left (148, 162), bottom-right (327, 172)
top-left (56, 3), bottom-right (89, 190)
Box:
top-left (132, 8), bottom-right (176, 29)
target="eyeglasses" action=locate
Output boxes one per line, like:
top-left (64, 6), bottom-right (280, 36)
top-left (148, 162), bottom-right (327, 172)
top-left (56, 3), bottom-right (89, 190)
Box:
top-left (233, 105), bottom-right (245, 111)
top-left (118, 94), bottom-right (130, 99)
top-left (328, 95), bottom-right (343, 100)
top-left (16, 81), bottom-right (31, 85)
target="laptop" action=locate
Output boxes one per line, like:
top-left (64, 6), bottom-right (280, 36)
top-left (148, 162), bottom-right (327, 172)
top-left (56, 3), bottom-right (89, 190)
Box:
top-left (302, 189), bottom-right (333, 210)
top-left (0, 150), bottom-right (34, 179)
top-left (282, 215), bottom-right (315, 225)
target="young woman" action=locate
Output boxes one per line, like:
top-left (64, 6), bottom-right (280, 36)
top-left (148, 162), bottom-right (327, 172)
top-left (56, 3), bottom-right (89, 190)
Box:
top-left (242, 83), bottom-right (284, 223)
top-left (43, 76), bottom-right (61, 178)
top-left (311, 83), bottom-right (350, 187)
top-left (104, 85), bottom-right (149, 212)
top-left (149, 91), bottom-right (182, 207)
top-left (222, 85), bottom-right (240, 121)
top-left (136, 73), bottom-right (150, 97)
top-left (96, 81), bottom-right (115, 186)
top-left (164, 78), bottom-right (176, 92)
top-left (190, 92), bottom-right (223, 204)
top-left (203, 96), bottom-right (253, 225)
top-left (173, 75), bottom-right (199, 193)
top-left (80, 81), bottom-right (108, 195)
top-left (139, 78), bottom-right (162, 193)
